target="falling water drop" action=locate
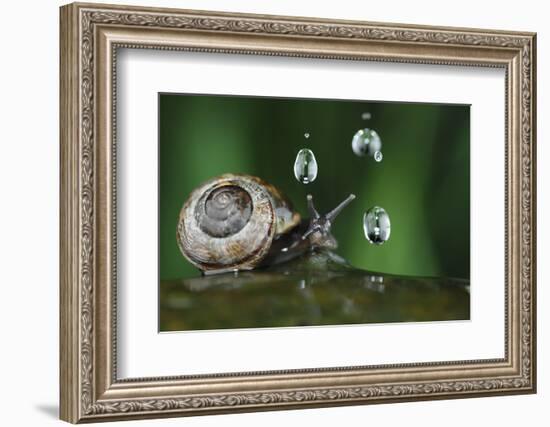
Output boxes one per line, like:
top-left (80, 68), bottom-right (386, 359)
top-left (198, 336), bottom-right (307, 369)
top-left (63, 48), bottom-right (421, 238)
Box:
top-left (374, 151), bottom-right (383, 162)
top-left (361, 112), bottom-right (372, 120)
top-left (293, 148), bottom-right (318, 184)
top-left (363, 206), bottom-right (391, 245)
top-left (351, 128), bottom-right (382, 157)
top-left (304, 132), bottom-right (310, 139)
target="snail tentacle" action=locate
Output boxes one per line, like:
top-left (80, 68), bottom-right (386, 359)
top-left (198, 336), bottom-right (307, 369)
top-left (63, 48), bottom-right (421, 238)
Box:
top-left (301, 193), bottom-right (355, 249)
top-left (306, 194), bottom-right (320, 220)
top-left (326, 194), bottom-right (356, 222)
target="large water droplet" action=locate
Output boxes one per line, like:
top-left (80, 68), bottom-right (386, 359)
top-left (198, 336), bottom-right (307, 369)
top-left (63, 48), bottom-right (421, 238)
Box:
top-left (351, 128), bottom-right (382, 157)
top-left (294, 148), bottom-right (318, 184)
top-left (374, 151), bottom-right (383, 162)
top-left (363, 206), bottom-right (391, 245)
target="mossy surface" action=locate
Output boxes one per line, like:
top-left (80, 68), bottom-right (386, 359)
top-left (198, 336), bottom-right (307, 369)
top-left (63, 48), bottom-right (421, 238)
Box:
top-left (160, 251), bottom-right (470, 332)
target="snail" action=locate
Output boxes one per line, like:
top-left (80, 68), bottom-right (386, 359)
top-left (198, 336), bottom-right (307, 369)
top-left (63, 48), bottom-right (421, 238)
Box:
top-left (177, 174), bottom-right (355, 275)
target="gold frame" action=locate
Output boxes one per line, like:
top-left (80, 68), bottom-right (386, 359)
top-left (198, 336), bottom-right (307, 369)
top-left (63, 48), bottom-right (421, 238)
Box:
top-left (60, 2), bottom-right (537, 423)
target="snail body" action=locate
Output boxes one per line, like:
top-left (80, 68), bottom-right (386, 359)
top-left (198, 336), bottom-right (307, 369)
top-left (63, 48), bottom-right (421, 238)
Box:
top-left (177, 174), bottom-right (355, 275)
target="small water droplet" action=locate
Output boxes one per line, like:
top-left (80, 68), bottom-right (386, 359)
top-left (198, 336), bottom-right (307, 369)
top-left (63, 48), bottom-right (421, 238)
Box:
top-left (361, 112), bottom-right (372, 120)
top-left (351, 128), bottom-right (382, 157)
top-left (374, 151), bottom-right (383, 162)
top-left (363, 206), bottom-right (391, 245)
top-left (304, 132), bottom-right (310, 139)
top-left (293, 148), bottom-right (318, 184)
top-left (364, 276), bottom-right (385, 293)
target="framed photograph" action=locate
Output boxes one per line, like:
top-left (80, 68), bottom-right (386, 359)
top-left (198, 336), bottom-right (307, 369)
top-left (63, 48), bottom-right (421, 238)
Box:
top-left (60, 2), bottom-right (537, 423)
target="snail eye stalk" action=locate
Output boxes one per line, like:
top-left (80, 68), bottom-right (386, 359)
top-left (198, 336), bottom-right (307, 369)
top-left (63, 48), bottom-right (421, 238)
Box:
top-left (326, 194), bottom-right (356, 222)
top-left (302, 194), bottom-right (356, 241)
top-left (306, 194), bottom-right (320, 219)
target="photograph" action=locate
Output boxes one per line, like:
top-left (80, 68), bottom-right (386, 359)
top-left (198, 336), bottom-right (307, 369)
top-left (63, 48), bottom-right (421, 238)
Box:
top-left (57, 2), bottom-right (536, 423)
top-left (159, 93), bottom-right (471, 331)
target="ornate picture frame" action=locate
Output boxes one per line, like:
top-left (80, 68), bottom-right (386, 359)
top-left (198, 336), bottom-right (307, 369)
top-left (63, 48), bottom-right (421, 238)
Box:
top-left (60, 2), bottom-right (536, 423)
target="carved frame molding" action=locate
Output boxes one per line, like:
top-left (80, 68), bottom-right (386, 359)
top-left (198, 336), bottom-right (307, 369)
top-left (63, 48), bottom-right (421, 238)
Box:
top-left (60, 2), bottom-right (536, 423)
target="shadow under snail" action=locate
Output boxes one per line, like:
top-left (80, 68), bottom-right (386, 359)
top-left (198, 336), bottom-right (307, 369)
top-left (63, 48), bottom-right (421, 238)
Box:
top-left (177, 174), bottom-right (355, 275)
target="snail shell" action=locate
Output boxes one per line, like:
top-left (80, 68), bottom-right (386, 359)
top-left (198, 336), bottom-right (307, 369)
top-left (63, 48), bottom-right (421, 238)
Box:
top-left (177, 174), bottom-right (301, 274)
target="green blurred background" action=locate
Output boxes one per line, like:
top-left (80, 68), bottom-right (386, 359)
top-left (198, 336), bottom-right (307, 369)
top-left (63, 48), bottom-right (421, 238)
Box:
top-left (159, 93), bottom-right (470, 281)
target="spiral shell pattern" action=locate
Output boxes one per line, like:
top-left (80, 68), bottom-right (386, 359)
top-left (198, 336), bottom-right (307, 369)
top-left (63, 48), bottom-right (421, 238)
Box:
top-left (177, 174), bottom-right (299, 273)
top-left (196, 185), bottom-right (253, 238)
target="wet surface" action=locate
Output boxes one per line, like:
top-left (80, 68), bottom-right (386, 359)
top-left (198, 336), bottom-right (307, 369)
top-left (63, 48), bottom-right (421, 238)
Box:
top-left (160, 251), bottom-right (470, 332)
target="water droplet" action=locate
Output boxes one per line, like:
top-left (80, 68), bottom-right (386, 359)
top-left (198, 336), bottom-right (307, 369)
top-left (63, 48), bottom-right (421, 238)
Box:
top-left (364, 276), bottom-right (385, 293)
top-left (370, 275), bottom-right (384, 284)
top-left (361, 112), bottom-right (372, 120)
top-left (304, 132), bottom-right (310, 139)
top-left (374, 151), bottom-right (383, 162)
top-left (351, 128), bottom-right (382, 157)
top-left (363, 206), bottom-right (391, 245)
top-left (293, 148), bottom-right (318, 184)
